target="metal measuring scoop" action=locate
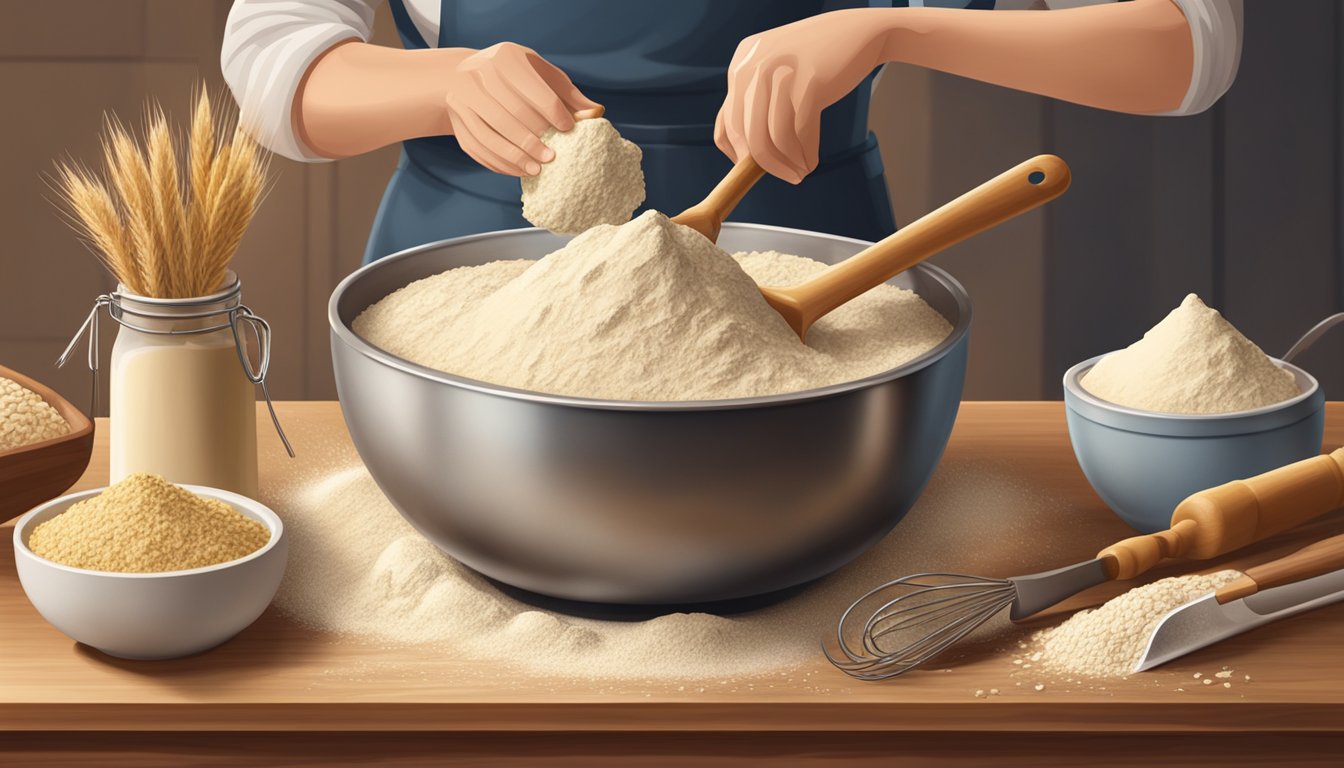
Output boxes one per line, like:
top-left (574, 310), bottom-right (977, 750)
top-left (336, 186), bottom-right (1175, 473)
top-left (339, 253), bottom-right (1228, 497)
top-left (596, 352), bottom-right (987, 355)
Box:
top-left (827, 447), bottom-right (1344, 680)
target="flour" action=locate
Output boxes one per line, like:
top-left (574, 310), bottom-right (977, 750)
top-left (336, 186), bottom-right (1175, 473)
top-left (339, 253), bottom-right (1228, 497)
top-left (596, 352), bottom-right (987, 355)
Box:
top-left (267, 455), bottom-right (1069, 681)
top-left (0, 375), bottom-right (69, 452)
top-left (521, 118), bottom-right (644, 235)
top-left (1029, 570), bottom-right (1242, 678)
top-left (1081, 294), bottom-right (1299, 414)
top-left (354, 211), bottom-right (951, 401)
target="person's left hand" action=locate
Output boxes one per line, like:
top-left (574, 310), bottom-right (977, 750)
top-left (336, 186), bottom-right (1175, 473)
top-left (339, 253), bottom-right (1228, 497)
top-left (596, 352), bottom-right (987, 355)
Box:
top-left (715, 10), bottom-right (891, 184)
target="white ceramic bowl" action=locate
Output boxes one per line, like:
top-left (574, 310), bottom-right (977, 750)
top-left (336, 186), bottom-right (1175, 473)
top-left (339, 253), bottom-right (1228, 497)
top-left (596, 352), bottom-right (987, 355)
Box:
top-left (13, 485), bottom-right (287, 660)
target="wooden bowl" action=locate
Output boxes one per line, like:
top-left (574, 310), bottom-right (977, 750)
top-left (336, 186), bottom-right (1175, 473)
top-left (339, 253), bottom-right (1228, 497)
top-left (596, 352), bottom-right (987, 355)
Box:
top-left (0, 364), bottom-right (94, 522)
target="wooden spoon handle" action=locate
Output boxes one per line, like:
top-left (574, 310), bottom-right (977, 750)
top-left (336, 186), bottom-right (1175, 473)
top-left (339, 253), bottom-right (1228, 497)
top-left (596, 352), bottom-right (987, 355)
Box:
top-left (1217, 532), bottom-right (1344, 603)
top-left (1098, 448), bottom-right (1344, 580)
top-left (781, 155), bottom-right (1070, 328)
top-left (699, 155), bottom-right (765, 224)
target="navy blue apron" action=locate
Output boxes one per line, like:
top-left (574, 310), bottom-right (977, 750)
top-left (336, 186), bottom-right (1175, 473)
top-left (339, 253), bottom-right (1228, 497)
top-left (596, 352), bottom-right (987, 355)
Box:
top-left (365, 0), bottom-right (896, 263)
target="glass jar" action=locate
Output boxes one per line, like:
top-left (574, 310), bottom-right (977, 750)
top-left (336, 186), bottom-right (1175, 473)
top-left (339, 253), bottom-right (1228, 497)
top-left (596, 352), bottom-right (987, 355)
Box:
top-left (60, 271), bottom-right (291, 498)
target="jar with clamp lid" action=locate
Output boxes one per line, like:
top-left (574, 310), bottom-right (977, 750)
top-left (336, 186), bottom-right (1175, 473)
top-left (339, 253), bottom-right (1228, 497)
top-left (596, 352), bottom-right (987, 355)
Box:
top-left (60, 271), bottom-right (292, 497)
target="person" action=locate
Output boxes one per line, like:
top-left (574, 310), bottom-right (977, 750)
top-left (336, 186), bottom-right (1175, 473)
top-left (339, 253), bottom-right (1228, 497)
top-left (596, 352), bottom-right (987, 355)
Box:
top-left (222, 0), bottom-right (1241, 263)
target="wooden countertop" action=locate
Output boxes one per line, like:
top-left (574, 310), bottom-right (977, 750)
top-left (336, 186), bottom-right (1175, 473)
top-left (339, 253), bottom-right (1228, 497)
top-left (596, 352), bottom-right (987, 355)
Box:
top-left (3, 402), bottom-right (1343, 765)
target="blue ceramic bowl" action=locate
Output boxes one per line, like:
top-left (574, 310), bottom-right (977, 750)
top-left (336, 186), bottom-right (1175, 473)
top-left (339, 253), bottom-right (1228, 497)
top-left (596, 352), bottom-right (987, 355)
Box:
top-left (1063, 354), bottom-right (1324, 533)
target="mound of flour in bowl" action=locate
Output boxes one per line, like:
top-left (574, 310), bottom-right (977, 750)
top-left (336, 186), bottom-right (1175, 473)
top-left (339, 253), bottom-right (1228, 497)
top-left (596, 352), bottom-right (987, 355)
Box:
top-left (1081, 294), bottom-right (1299, 414)
top-left (354, 211), bottom-right (951, 401)
top-left (521, 118), bottom-right (644, 235)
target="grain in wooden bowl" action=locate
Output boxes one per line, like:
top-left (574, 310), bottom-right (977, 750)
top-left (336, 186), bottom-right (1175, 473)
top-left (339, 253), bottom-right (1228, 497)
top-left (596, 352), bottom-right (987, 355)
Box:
top-left (0, 364), bottom-right (94, 522)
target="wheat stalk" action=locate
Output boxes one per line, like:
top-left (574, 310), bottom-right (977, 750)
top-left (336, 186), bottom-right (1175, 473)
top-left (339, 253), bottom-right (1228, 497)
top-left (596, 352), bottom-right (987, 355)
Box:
top-left (187, 86), bottom-right (216, 293)
top-left (51, 163), bottom-right (141, 293)
top-left (52, 83), bottom-right (267, 299)
top-left (200, 126), bottom-right (264, 294)
top-left (147, 105), bottom-right (191, 297)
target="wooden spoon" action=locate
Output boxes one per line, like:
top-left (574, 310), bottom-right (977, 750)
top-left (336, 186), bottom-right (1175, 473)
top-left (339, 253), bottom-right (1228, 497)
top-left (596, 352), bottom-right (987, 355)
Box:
top-left (760, 154), bottom-right (1071, 342)
top-left (672, 155), bottom-right (766, 242)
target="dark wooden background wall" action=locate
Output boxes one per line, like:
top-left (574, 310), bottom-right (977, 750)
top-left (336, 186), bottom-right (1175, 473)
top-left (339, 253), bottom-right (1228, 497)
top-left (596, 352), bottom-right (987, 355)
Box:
top-left (3, 0), bottom-right (1341, 409)
top-left (877, 0), bottom-right (1344, 399)
top-left (1044, 0), bottom-right (1344, 398)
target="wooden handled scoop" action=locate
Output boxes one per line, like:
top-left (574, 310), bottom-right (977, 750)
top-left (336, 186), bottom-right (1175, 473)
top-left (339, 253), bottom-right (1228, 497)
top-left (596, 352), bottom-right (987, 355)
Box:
top-left (762, 154), bottom-right (1071, 342)
top-left (672, 155), bottom-right (767, 242)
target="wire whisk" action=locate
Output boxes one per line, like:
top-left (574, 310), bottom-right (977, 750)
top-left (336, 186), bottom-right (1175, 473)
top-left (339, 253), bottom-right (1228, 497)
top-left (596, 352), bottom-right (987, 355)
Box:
top-left (825, 572), bottom-right (1017, 681)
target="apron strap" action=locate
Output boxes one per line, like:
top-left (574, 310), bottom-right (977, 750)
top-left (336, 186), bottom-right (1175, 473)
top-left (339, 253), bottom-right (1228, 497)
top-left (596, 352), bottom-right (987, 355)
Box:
top-left (388, 0), bottom-right (431, 50)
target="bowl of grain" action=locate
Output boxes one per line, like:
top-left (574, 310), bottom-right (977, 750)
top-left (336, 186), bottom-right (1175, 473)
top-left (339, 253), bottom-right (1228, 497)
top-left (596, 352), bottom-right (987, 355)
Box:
top-left (1064, 295), bottom-right (1324, 533)
top-left (331, 217), bottom-right (971, 604)
top-left (0, 363), bottom-right (94, 522)
top-left (13, 473), bottom-right (286, 660)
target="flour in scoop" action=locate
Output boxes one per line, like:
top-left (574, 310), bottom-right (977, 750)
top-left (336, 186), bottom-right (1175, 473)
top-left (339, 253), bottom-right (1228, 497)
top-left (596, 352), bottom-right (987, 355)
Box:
top-left (354, 211), bottom-right (951, 401)
top-left (1081, 294), bottom-right (1299, 414)
top-left (521, 117), bottom-right (644, 235)
top-left (1029, 570), bottom-right (1242, 678)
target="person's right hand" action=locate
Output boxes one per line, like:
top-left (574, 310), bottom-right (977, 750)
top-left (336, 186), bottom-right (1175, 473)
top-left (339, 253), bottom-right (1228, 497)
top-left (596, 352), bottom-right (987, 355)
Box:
top-left (445, 43), bottom-right (602, 177)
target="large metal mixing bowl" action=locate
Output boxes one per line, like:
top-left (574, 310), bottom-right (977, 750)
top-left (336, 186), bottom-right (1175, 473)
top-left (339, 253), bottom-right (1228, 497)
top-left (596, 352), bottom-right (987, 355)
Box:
top-left (329, 223), bottom-right (971, 604)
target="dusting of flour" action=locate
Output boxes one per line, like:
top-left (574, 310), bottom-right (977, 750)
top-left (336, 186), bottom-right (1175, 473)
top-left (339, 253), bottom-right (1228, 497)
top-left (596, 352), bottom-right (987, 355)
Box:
top-left (1081, 294), bottom-right (1299, 414)
top-left (521, 117), bottom-right (644, 235)
top-left (270, 456), bottom-right (1069, 681)
top-left (353, 211), bottom-right (951, 401)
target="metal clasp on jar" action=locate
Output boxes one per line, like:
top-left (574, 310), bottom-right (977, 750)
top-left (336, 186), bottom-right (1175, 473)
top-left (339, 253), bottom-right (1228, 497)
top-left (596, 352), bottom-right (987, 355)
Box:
top-left (57, 275), bottom-right (294, 458)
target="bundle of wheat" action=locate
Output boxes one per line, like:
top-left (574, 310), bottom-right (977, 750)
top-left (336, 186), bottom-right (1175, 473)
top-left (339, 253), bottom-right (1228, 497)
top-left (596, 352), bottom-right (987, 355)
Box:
top-left (52, 86), bottom-right (266, 299)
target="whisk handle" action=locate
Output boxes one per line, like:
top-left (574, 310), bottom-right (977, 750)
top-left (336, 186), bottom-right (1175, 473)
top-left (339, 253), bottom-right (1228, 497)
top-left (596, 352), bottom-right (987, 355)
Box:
top-left (1099, 448), bottom-right (1344, 580)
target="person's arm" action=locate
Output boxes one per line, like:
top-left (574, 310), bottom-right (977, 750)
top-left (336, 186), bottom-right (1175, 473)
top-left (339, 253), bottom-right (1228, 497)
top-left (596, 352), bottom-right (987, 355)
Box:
top-left (222, 0), bottom-right (600, 176)
top-left (717, 0), bottom-right (1240, 183)
top-left (295, 40), bottom-right (600, 175)
top-left (222, 0), bottom-right (378, 163)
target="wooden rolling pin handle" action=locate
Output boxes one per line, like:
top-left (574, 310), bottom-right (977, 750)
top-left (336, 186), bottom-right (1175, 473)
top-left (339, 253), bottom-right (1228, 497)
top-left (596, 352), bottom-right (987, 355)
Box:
top-left (1099, 519), bottom-right (1199, 580)
top-left (1098, 448), bottom-right (1344, 581)
top-left (1172, 447), bottom-right (1344, 559)
top-left (1217, 532), bottom-right (1344, 604)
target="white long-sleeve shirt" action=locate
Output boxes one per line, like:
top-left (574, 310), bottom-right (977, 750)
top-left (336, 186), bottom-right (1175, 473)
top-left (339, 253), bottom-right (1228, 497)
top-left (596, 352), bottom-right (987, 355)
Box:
top-left (222, 0), bottom-right (1243, 162)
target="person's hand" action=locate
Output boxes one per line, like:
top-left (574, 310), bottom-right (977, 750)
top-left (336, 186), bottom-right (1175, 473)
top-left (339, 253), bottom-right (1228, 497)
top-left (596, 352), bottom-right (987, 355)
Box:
top-left (445, 42), bottom-right (602, 177)
top-left (715, 10), bottom-right (891, 184)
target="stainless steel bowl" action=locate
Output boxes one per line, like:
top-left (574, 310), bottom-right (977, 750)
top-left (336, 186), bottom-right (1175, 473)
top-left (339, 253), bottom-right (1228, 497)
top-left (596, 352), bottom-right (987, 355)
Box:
top-left (329, 223), bottom-right (971, 604)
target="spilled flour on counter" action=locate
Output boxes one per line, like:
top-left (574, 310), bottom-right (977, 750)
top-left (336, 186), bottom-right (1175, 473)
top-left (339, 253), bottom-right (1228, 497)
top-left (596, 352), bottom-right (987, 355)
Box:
top-left (354, 211), bottom-right (951, 401)
top-left (270, 457), bottom-right (1069, 681)
top-left (1028, 570), bottom-right (1242, 678)
top-left (521, 117), bottom-right (644, 235)
top-left (1081, 294), bottom-right (1298, 414)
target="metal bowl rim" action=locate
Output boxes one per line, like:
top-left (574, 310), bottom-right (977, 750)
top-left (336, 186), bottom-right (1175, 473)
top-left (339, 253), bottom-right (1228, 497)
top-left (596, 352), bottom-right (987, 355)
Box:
top-left (329, 222), bottom-right (972, 412)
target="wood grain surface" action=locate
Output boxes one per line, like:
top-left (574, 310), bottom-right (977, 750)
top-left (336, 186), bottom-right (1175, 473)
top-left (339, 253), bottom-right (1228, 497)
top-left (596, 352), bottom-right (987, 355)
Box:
top-left (3, 401), bottom-right (1343, 764)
